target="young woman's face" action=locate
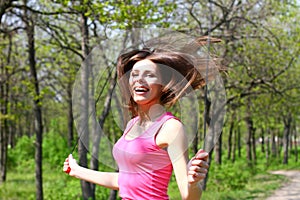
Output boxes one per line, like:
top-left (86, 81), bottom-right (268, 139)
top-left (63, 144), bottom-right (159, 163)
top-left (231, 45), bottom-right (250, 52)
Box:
top-left (129, 59), bottom-right (162, 106)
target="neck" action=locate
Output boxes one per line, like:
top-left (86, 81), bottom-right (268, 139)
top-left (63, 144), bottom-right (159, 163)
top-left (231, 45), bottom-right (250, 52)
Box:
top-left (137, 104), bottom-right (166, 124)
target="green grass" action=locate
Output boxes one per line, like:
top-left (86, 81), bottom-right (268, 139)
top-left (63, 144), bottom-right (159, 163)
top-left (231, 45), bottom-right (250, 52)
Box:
top-left (0, 162), bottom-right (113, 200)
top-left (0, 170), bottom-right (36, 200)
top-left (1, 135), bottom-right (298, 199)
top-left (201, 172), bottom-right (287, 200)
top-left (0, 160), bottom-right (291, 200)
top-left (167, 170), bottom-right (288, 200)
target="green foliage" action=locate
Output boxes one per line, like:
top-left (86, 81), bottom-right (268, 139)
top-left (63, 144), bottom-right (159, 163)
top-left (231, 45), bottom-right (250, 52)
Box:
top-left (209, 157), bottom-right (255, 191)
top-left (201, 156), bottom-right (289, 200)
top-left (101, 0), bottom-right (176, 29)
top-left (3, 137), bottom-right (298, 200)
top-left (0, 171), bottom-right (36, 199)
top-left (42, 130), bottom-right (69, 168)
top-left (7, 128), bottom-right (69, 171)
top-left (4, 132), bottom-right (114, 200)
top-left (7, 135), bottom-right (35, 171)
top-left (0, 165), bottom-right (113, 200)
top-left (1, 0), bottom-right (300, 199)
top-left (202, 172), bottom-right (287, 200)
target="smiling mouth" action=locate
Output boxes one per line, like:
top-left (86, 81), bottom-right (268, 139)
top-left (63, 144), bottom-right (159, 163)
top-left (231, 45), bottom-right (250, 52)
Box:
top-left (134, 87), bottom-right (149, 93)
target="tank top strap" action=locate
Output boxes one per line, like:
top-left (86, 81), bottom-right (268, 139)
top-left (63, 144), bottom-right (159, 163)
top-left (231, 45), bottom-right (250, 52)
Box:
top-left (158, 112), bottom-right (177, 124)
top-left (146, 112), bottom-right (178, 137)
top-left (123, 117), bottom-right (139, 134)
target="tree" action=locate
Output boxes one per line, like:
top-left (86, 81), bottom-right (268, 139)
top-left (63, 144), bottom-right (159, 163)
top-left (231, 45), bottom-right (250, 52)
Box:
top-left (0, 37), bottom-right (10, 183)
top-left (22, 0), bottom-right (44, 199)
top-left (183, 0), bottom-right (300, 186)
top-left (0, 0), bottom-right (299, 198)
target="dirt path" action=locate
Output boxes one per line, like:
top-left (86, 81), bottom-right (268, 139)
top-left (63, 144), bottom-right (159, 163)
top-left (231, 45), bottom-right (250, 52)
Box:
top-left (265, 170), bottom-right (300, 200)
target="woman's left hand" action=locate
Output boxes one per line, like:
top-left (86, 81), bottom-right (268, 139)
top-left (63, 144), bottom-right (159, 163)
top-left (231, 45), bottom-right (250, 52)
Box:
top-left (187, 149), bottom-right (209, 184)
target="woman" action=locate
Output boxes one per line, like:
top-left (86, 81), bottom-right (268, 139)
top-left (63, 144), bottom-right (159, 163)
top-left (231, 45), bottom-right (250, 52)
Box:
top-left (63, 47), bottom-right (210, 200)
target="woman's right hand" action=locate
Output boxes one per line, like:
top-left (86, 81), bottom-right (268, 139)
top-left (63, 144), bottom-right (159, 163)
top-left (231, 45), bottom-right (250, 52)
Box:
top-left (63, 154), bottom-right (78, 176)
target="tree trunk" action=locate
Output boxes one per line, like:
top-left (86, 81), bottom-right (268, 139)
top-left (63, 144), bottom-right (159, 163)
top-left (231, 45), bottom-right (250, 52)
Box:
top-left (201, 90), bottom-right (211, 191)
top-left (251, 127), bottom-right (257, 164)
top-left (78, 8), bottom-right (94, 199)
top-left (89, 58), bottom-right (98, 196)
top-left (78, 61), bottom-right (93, 199)
top-left (270, 128), bottom-right (277, 158)
top-left (8, 96), bottom-right (16, 148)
top-left (201, 150), bottom-right (213, 191)
top-left (232, 129), bottom-right (237, 163)
top-left (23, 3), bottom-right (44, 199)
top-left (227, 118), bottom-right (234, 160)
top-left (282, 114), bottom-right (292, 165)
top-left (0, 33), bottom-right (12, 183)
top-left (266, 128), bottom-right (270, 166)
top-left (293, 121), bottom-right (298, 163)
top-left (237, 124), bottom-right (241, 158)
top-left (245, 98), bottom-right (256, 166)
top-left (0, 68), bottom-right (8, 183)
top-left (90, 70), bottom-right (117, 194)
top-left (260, 127), bottom-right (265, 153)
top-left (245, 115), bottom-right (253, 166)
top-left (67, 82), bottom-right (74, 148)
top-left (108, 189), bottom-right (118, 200)
top-left (277, 129), bottom-right (282, 158)
top-left (214, 132), bottom-right (222, 165)
top-left (108, 91), bottom-right (123, 200)
top-left (0, 0), bottom-right (13, 23)
top-left (193, 129), bottom-right (199, 155)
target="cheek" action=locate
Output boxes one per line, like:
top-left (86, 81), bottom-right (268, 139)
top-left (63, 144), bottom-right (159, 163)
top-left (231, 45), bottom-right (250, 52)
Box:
top-left (128, 77), bottom-right (135, 88)
top-left (152, 84), bottom-right (163, 94)
top-left (128, 79), bottom-right (133, 87)
top-left (148, 77), bottom-right (162, 85)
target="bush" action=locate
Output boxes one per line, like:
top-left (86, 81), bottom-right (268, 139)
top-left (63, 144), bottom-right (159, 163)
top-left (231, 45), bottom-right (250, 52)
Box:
top-left (42, 130), bottom-right (69, 167)
top-left (7, 130), bottom-right (69, 171)
top-left (7, 135), bottom-right (35, 171)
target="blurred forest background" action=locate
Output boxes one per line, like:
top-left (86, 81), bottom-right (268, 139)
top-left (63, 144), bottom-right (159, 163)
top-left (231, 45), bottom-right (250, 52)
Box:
top-left (0, 0), bottom-right (299, 200)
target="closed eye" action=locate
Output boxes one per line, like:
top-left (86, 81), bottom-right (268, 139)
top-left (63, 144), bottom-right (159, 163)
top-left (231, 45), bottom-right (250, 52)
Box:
top-left (130, 72), bottom-right (139, 77)
top-left (146, 73), bottom-right (156, 77)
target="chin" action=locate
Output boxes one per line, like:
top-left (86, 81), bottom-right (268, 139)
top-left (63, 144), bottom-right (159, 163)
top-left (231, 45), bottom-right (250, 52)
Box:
top-left (134, 98), bottom-right (154, 106)
top-left (134, 99), bottom-right (148, 105)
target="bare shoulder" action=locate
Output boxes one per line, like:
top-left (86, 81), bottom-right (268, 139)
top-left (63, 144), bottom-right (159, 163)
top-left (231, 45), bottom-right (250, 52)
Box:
top-left (156, 118), bottom-right (186, 147)
top-left (162, 118), bottom-right (184, 131)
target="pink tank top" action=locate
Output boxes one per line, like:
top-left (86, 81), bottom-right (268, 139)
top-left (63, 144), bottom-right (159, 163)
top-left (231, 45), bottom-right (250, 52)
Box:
top-left (113, 112), bottom-right (176, 200)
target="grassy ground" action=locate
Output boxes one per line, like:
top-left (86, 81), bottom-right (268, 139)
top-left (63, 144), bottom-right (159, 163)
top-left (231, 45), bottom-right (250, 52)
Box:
top-left (201, 173), bottom-right (287, 200)
top-left (0, 164), bottom-right (288, 200)
top-left (2, 135), bottom-right (297, 200)
top-left (168, 171), bottom-right (287, 200)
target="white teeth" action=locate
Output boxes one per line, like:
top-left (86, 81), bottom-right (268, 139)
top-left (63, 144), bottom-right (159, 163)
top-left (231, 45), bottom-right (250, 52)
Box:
top-left (134, 87), bottom-right (149, 92)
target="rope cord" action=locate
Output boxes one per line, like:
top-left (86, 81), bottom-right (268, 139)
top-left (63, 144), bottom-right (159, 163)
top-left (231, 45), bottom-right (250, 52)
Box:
top-left (70, 65), bottom-right (114, 154)
top-left (203, 0), bottom-right (213, 151)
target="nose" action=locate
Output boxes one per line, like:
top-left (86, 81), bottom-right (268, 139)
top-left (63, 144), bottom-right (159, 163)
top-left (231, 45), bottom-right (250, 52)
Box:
top-left (132, 74), bottom-right (145, 83)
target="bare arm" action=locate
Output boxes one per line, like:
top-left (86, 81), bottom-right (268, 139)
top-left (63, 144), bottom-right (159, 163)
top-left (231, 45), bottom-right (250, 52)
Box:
top-left (63, 154), bottom-right (119, 190)
top-left (156, 119), bottom-right (209, 200)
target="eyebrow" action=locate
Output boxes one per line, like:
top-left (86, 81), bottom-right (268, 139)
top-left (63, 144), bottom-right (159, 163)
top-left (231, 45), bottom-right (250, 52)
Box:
top-left (131, 69), bottom-right (156, 73)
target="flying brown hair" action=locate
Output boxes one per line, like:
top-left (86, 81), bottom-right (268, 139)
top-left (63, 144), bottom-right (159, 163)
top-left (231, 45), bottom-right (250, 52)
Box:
top-left (117, 37), bottom-right (222, 117)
